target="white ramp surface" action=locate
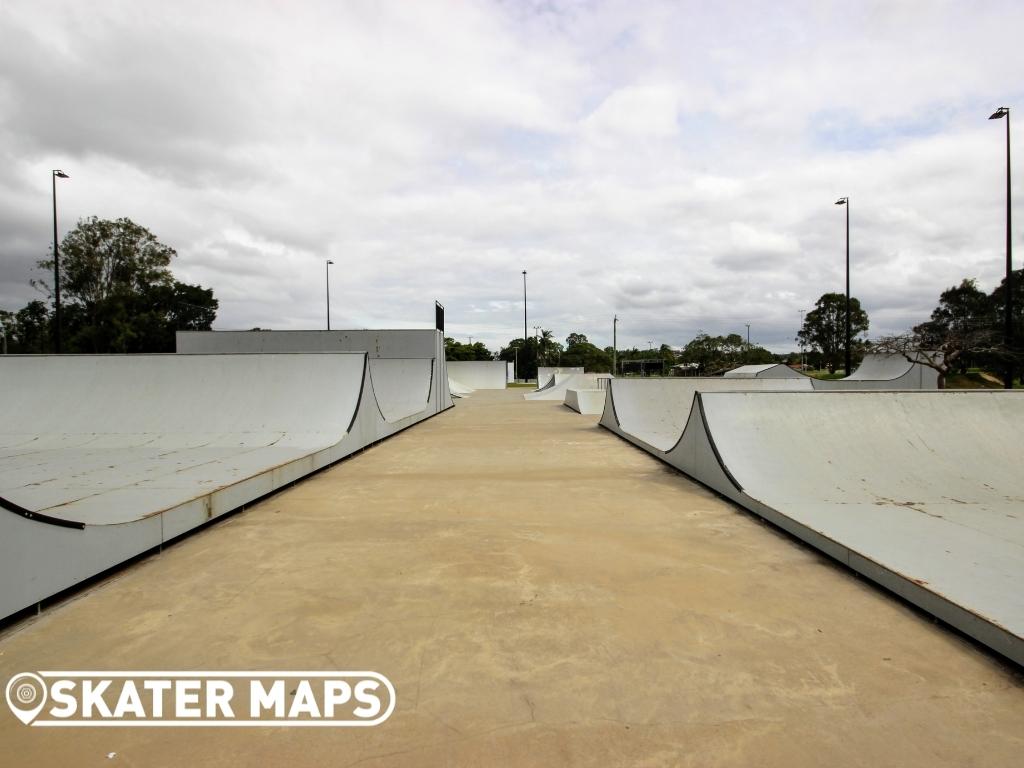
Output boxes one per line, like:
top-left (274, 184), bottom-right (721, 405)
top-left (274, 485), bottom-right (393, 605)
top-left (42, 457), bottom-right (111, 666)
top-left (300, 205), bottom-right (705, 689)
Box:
top-left (724, 363), bottom-right (803, 378)
top-left (564, 389), bottom-right (606, 415)
top-left (536, 366), bottom-right (584, 388)
top-left (445, 361), bottom-right (507, 389)
top-left (599, 377), bottom-right (812, 450)
top-left (370, 358), bottom-right (433, 422)
top-left (525, 373), bottom-right (611, 401)
top-left (0, 352), bottom-right (445, 619)
top-left (600, 384), bottom-right (1024, 665)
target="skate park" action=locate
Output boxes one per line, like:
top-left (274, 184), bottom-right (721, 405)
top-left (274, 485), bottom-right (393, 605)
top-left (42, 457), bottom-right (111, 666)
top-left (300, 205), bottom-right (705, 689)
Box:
top-left (1, 359), bottom-right (1022, 766)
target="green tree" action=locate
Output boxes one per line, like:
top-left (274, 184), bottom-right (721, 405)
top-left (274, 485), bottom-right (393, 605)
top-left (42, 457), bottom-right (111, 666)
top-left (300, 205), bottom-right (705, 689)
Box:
top-left (0, 300), bottom-right (52, 353)
top-left (444, 338), bottom-right (493, 361)
top-left (560, 342), bottom-right (611, 372)
top-left (29, 216), bottom-right (218, 352)
top-left (797, 293), bottom-right (869, 373)
top-left (566, 332), bottom-right (588, 347)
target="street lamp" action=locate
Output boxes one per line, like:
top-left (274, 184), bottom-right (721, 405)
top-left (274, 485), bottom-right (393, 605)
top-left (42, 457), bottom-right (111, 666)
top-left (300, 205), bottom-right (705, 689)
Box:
top-left (745, 323), bottom-right (751, 350)
top-left (798, 309), bottom-right (806, 370)
top-left (613, 314), bottom-right (618, 376)
top-left (52, 169), bottom-right (69, 353)
top-left (989, 106), bottom-right (1014, 388)
top-left (325, 260), bottom-right (334, 330)
top-left (522, 270), bottom-right (528, 343)
top-left (835, 196), bottom-right (851, 376)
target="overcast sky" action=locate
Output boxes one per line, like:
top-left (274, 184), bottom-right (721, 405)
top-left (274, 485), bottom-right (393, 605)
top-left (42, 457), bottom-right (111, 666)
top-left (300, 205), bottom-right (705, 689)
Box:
top-left (1, 1), bottom-right (1021, 352)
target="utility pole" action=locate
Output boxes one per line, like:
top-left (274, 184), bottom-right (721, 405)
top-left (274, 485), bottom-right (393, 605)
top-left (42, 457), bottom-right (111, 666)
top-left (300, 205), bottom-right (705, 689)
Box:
top-left (835, 196), bottom-right (851, 375)
top-left (51, 169), bottom-right (69, 352)
top-left (522, 270), bottom-right (528, 343)
top-left (989, 107), bottom-right (1014, 388)
top-left (325, 260), bottom-right (334, 330)
top-left (613, 314), bottom-right (618, 376)
top-left (798, 309), bottom-right (806, 370)
top-left (745, 323), bottom-right (751, 350)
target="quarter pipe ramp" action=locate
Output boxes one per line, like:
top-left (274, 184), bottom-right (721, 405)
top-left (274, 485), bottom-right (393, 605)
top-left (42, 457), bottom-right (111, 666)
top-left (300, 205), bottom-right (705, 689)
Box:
top-left (599, 380), bottom-right (1024, 665)
top-left (0, 352), bottom-right (445, 620)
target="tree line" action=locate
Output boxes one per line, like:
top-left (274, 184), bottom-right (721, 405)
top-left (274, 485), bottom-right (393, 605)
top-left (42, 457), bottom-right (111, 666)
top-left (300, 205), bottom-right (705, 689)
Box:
top-left (1, 216), bottom-right (218, 353)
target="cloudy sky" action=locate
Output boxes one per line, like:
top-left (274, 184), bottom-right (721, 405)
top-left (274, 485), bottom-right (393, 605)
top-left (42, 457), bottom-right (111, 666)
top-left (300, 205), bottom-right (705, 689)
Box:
top-left (1, 1), bottom-right (1021, 352)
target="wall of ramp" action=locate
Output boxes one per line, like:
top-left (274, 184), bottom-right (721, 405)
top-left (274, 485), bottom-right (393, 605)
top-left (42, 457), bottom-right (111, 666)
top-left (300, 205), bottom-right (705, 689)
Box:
top-left (598, 378), bottom-right (812, 450)
top-left (564, 388), bottom-right (606, 415)
top-left (525, 373), bottom-right (611, 401)
top-left (176, 329), bottom-right (453, 412)
top-left (725, 353), bottom-right (939, 389)
top-left (724, 364), bottom-right (803, 378)
top-left (599, 380), bottom-right (1024, 665)
top-left (536, 366), bottom-right (584, 388)
top-left (0, 352), bottom-right (443, 620)
top-left (445, 360), bottom-right (507, 390)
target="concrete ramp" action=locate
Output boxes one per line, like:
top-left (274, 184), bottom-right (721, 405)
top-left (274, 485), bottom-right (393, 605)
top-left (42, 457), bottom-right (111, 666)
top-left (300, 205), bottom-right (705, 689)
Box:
top-left (726, 354), bottom-right (939, 389)
top-left (445, 361), bottom-right (506, 390)
top-left (813, 352), bottom-right (939, 389)
top-left (599, 377), bottom-right (812, 450)
top-left (0, 352), bottom-right (445, 619)
top-left (600, 382), bottom-right (1024, 665)
top-left (448, 378), bottom-right (473, 398)
top-left (536, 366), bottom-right (584, 389)
top-left (370, 358), bottom-right (433, 422)
top-left (563, 389), bottom-right (605, 415)
top-left (524, 373), bottom-right (611, 401)
top-left (724, 363), bottom-right (803, 378)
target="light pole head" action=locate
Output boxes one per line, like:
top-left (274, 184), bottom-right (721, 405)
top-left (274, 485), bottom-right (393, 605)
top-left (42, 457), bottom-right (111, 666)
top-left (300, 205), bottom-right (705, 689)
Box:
top-left (327, 260), bottom-right (334, 265)
top-left (835, 197), bottom-right (848, 206)
top-left (989, 107), bottom-right (1009, 120)
top-left (53, 170), bottom-right (69, 179)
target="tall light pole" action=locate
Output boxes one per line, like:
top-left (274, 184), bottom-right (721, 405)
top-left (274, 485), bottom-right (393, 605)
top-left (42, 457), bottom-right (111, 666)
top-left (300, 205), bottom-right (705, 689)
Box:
top-left (325, 259), bottom-right (334, 330)
top-left (613, 314), bottom-right (618, 375)
top-left (522, 270), bottom-right (528, 343)
top-left (798, 309), bottom-right (806, 370)
top-left (52, 169), bottom-right (69, 352)
top-left (745, 323), bottom-right (751, 350)
top-left (990, 107), bottom-right (1014, 388)
top-left (835, 196), bottom-right (851, 375)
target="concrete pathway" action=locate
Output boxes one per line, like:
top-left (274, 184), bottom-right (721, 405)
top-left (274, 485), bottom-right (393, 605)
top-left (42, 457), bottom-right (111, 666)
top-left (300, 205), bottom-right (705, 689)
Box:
top-left (2, 389), bottom-right (1021, 766)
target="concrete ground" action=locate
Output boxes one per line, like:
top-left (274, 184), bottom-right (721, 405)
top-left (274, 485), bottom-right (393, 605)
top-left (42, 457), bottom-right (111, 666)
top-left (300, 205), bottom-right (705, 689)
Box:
top-left (2, 389), bottom-right (1022, 766)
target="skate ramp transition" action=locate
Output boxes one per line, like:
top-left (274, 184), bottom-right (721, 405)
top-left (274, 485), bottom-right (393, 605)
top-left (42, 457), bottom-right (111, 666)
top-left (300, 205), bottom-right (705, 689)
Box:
top-left (536, 366), bottom-right (584, 389)
top-left (600, 380), bottom-right (1024, 665)
top-left (448, 378), bottom-right (474, 398)
top-left (564, 388), bottom-right (606, 415)
top-left (177, 328), bottom-right (453, 410)
top-left (524, 373), bottom-right (611, 401)
top-left (725, 353), bottom-right (939, 389)
top-left (724, 363), bottom-right (803, 379)
top-left (0, 351), bottom-right (444, 620)
top-left (445, 361), bottom-right (507, 390)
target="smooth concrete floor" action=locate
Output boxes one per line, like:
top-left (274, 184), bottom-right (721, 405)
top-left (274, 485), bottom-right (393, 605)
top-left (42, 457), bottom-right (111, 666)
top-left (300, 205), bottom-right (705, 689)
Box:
top-left (2, 389), bottom-right (1022, 766)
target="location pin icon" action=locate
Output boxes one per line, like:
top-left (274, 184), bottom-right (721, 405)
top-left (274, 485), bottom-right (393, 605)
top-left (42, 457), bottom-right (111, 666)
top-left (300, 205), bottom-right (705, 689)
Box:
top-left (5, 673), bottom-right (47, 725)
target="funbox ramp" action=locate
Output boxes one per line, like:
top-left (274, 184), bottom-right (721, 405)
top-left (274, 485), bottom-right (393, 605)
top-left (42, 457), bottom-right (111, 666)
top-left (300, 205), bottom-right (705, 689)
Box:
top-left (445, 361), bottom-right (506, 390)
top-left (724, 363), bottom-right (803, 379)
top-left (564, 388), bottom-right (606, 415)
top-left (447, 378), bottom-right (473, 398)
top-left (524, 373), bottom-right (611, 401)
top-left (536, 366), bottom-right (584, 389)
top-left (0, 352), bottom-right (438, 619)
top-left (726, 353), bottom-right (939, 389)
top-left (600, 380), bottom-right (1024, 665)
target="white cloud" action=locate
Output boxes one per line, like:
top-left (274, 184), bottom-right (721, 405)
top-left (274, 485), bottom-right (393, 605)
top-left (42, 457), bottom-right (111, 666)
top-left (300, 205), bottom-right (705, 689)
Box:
top-left (1, 0), bottom-right (1022, 353)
